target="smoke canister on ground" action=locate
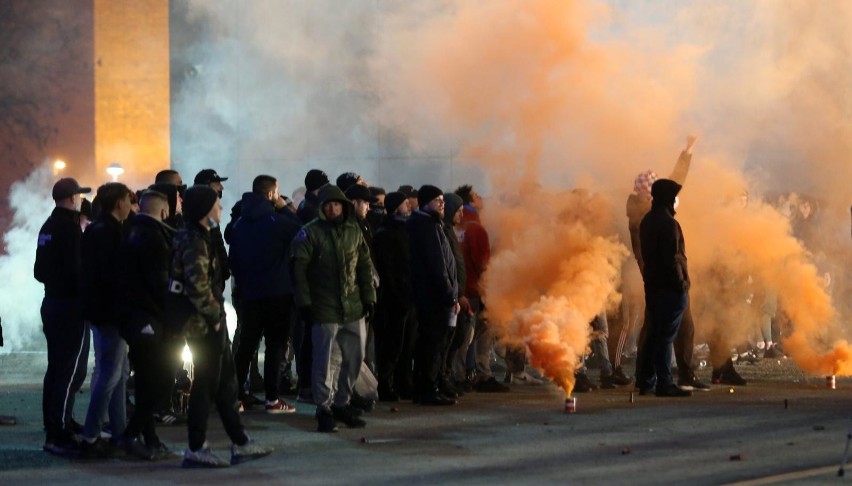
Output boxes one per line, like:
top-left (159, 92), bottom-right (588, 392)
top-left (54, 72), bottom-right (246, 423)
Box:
top-left (564, 397), bottom-right (576, 413)
top-left (827, 375), bottom-right (836, 389)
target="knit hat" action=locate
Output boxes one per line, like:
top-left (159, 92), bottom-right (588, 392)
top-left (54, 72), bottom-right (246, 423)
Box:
top-left (633, 170), bottom-right (657, 199)
top-left (305, 169), bottom-right (329, 192)
top-left (384, 191), bottom-right (407, 215)
top-left (183, 185), bottom-right (219, 222)
top-left (345, 184), bottom-right (378, 203)
top-left (417, 184), bottom-right (444, 208)
top-left (336, 172), bottom-right (362, 191)
top-left (443, 193), bottom-right (464, 224)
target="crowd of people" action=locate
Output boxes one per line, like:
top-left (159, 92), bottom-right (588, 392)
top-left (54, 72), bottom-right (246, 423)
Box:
top-left (32, 145), bottom-right (805, 467)
top-left (33, 167), bottom-right (554, 468)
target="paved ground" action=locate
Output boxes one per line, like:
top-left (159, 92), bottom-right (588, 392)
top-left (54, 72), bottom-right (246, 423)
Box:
top-left (0, 351), bottom-right (850, 485)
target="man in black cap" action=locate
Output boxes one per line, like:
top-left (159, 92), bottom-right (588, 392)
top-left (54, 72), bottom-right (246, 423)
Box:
top-left (35, 177), bottom-right (92, 454)
top-left (173, 185), bottom-right (272, 467)
top-left (372, 192), bottom-right (413, 401)
top-left (407, 185), bottom-right (460, 406)
top-left (194, 169), bottom-right (231, 290)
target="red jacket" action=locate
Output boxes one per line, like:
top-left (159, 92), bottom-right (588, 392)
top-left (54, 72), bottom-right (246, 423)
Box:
top-left (458, 206), bottom-right (490, 298)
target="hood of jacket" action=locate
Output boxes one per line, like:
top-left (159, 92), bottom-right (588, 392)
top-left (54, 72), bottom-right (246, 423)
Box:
top-left (317, 184), bottom-right (353, 222)
top-left (651, 179), bottom-right (681, 213)
top-left (240, 191), bottom-right (275, 221)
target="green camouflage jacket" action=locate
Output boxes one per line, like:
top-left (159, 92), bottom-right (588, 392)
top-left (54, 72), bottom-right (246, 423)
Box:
top-left (171, 221), bottom-right (224, 338)
top-left (292, 185), bottom-right (376, 324)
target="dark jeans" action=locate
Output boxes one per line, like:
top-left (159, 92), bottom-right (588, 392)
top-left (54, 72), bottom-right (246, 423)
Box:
top-left (124, 332), bottom-right (174, 446)
top-left (395, 307), bottom-right (418, 395)
top-left (375, 301), bottom-right (413, 392)
top-left (294, 317), bottom-right (312, 393)
top-left (234, 295), bottom-right (291, 402)
top-left (414, 305), bottom-right (451, 395)
top-left (186, 327), bottom-right (247, 451)
top-left (41, 297), bottom-right (90, 441)
top-left (637, 289), bottom-right (687, 391)
top-left (674, 304), bottom-right (695, 378)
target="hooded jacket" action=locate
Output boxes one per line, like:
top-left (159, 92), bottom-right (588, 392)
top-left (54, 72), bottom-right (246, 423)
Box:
top-left (373, 215), bottom-right (411, 309)
top-left (443, 194), bottom-right (467, 298)
top-left (296, 189), bottom-right (322, 225)
top-left (407, 208), bottom-right (459, 309)
top-left (291, 185), bottom-right (376, 323)
top-left (627, 150), bottom-right (692, 273)
top-left (639, 179), bottom-right (690, 293)
top-left (228, 191), bottom-right (301, 301)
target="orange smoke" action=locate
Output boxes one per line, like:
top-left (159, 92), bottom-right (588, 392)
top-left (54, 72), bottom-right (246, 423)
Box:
top-left (376, 0), bottom-right (852, 381)
top-left (483, 189), bottom-right (628, 394)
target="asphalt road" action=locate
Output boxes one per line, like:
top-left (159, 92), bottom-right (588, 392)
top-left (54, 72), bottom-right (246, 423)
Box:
top-left (0, 352), bottom-right (850, 485)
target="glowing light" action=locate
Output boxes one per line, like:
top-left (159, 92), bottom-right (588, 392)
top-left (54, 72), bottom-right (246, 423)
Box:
top-left (53, 160), bottom-right (66, 176)
top-left (182, 344), bottom-right (193, 364)
top-left (106, 162), bottom-right (125, 181)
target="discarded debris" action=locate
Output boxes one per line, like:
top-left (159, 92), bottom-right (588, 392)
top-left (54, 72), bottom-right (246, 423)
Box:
top-left (813, 425), bottom-right (826, 431)
top-left (390, 407), bottom-right (400, 413)
top-left (729, 454), bottom-right (744, 461)
top-left (621, 447), bottom-right (631, 455)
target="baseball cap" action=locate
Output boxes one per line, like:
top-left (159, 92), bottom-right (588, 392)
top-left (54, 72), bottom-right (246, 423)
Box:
top-left (194, 169), bottom-right (229, 185)
top-left (52, 178), bottom-right (92, 201)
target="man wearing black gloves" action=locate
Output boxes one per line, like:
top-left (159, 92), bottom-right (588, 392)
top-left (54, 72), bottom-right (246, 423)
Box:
top-left (292, 185), bottom-right (376, 432)
top-left (229, 175), bottom-right (300, 414)
top-left (34, 178), bottom-right (92, 454)
top-left (173, 185), bottom-right (272, 467)
top-left (636, 179), bottom-right (692, 398)
top-left (407, 185), bottom-right (460, 406)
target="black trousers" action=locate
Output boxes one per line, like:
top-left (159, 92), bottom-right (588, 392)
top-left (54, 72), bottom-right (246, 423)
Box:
top-left (234, 295), bottom-right (291, 402)
top-left (41, 297), bottom-right (90, 441)
top-left (186, 327), bottom-right (247, 451)
top-left (395, 307), bottom-right (418, 395)
top-left (295, 317), bottom-right (312, 393)
top-left (124, 332), bottom-right (174, 446)
top-left (414, 305), bottom-right (451, 395)
top-left (635, 298), bottom-right (696, 382)
top-left (374, 301), bottom-right (413, 391)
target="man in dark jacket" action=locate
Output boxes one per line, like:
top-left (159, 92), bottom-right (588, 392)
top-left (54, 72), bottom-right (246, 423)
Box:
top-left (173, 185), bottom-right (271, 467)
top-left (372, 192), bottom-right (413, 401)
top-left (296, 169), bottom-right (330, 225)
top-left (637, 179), bottom-right (692, 398)
top-left (442, 192), bottom-right (473, 398)
top-left (292, 185), bottom-right (376, 432)
top-left (35, 177), bottom-right (92, 454)
top-left (118, 190), bottom-right (177, 460)
top-left (229, 175), bottom-right (300, 414)
top-left (80, 182), bottom-right (134, 457)
top-left (407, 185), bottom-right (460, 406)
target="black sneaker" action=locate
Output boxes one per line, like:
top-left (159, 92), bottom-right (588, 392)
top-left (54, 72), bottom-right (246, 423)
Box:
top-left (80, 437), bottom-right (121, 459)
top-left (573, 373), bottom-right (598, 393)
top-left (473, 377), bottom-right (510, 393)
top-left (678, 373), bottom-right (711, 391)
top-left (125, 437), bottom-right (155, 461)
top-left (316, 409), bottom-right (338, 433)
top-left (601, 367), bottom-right (634, 388)
top-left (655, 384), bottom-right (692, 397)
top-left (331, 405), bottom-right (367, 428)
top-left (419, 393), bottom-right (457, 406)
top-left (719, 369), bottom-right (747, 386)
top-left (239, 394), bottom-right (264, 409)
top-left (349, 394), bottom-right (376, 413)
top-left (46, 435), bottom-right (80, 456)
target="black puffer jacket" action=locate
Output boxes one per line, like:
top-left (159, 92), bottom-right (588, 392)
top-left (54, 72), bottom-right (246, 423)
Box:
top-left (228, 191), bottom-right (301, 301)
top-left (407, 209), bottom-right (458, 309)
top-left (639, 179), bottom-right (690, 293)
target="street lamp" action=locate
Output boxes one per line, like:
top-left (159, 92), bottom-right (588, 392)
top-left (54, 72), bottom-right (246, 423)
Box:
top-left (53, 160), bottom-right (66, 176)
top-left (106, 162), bottom-right (125, 182)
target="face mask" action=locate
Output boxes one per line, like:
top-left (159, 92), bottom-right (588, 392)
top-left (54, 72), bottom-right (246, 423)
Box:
top-left (673, 196), bottom-right (680, 210)
top-left (397, 211), bottom-right (411, 220)
top-left (207, 217), bottom-right (219, 229)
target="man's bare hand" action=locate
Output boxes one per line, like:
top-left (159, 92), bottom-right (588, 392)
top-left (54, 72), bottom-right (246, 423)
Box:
top-left (686, 135), bottom-right (698, 154)
top-left (459, 296), bottom-right (475, 316)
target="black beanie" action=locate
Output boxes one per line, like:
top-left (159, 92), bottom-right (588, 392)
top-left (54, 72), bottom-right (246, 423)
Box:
top-left (417, 184), bottom-right (443, 209)
top-left (183, 185), bottom-right (218, 223)
top-left (384, 191), bottom-right (407, 215)
top-left (443, 193), bottom-right (464, 224)
top-left (305, 169), bottom-right (329, 192)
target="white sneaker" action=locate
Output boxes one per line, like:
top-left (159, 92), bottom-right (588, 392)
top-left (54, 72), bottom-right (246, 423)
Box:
top-left (231, 439), bottom-right (273, 465)
top-left (182, 443), bottom-right (230, 468)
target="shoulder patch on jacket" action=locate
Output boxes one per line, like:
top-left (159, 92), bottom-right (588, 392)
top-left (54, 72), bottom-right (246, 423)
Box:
top-left (294, 228), bottom-right (308, 242)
